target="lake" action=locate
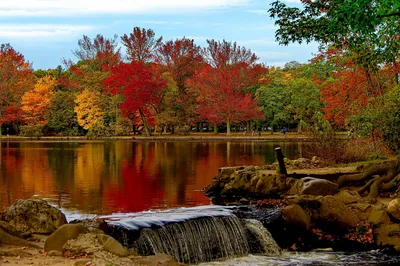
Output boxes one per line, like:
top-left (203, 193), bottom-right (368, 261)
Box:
top-left (0, 140), bottom-right (307, 215)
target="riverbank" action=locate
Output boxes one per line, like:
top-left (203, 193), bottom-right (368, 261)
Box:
top-left (0, 132), bottom-right (339, 141)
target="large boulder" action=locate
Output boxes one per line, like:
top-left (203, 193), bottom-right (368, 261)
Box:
top-left (300, 177), bottom-right (339, 196)
top-left (0, 199), bottom-right (67, 237)
top-left (374, 223), bottom-right (400, 252)
top-left (69, 218), bottom-right (109, 234)
top-left (44, 224), bottom-right (88, 252)
top-left (318, 196), bottom-right (360, 228)
top-left (387, 198), bottom-right (400, 220)
top-left (334, 190), bottom-right (361, 204)
top-left (282, 204), bottom-right (311, 231)
top-left (97, 234), bottom-right (130, 257)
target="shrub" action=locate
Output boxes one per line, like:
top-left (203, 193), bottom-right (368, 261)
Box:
top-left (110, 117), bottom-right (132, 136)
top-left (86, 122), bottom-right (112, 138)
top-left (20, 124), bottom-right (43, 137)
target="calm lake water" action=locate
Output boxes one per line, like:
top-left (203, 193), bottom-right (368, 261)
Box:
top-left (0, 140), bottom-right (307, 215)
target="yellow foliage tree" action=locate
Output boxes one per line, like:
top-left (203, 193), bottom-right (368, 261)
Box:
top-left (21, 75), bottom-right (56, 125)
top-left (74, 89), bottom-right (104, 130)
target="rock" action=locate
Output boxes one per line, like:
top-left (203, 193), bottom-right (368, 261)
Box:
top-left (348, 203), bottom-right (372, 221)
top-left (239, 198), bottom-right (250, 205)
top-left (69, 219), bottom-right (109, 234)
top-left (300, 177), bottom-right (339, 196)
top-left (241, 219), bottom-right (281, 256)
top-left (0, 221), bottom-right (24, 238)
top-left (0, 227), bottom-right (42, 248)
top-left (218, 167), bottom-right (237, 182)
top-left (97, 234), bottom-right (130, 257)
top-left (63, 233), bottom-right (102, 255)
top-left (318, 196), bottom-right (360, 228)
top-left (368, 204), bottom-right (391, 225)
top-left (74, 258), bottom-right (93, 266)
top-left (47, 250), bottom-right (63, 256)
top-left (387, 198), bottom-right (400, 220)
top-left (374, 223), bottom-right (400, 251)
top-left (44, 224), bottom-right (88, 252)
top-left (282, 204), bottom-right (311, 231)
top-left (334, 190), bottom-right (361, 204)
top-left (0, 199), bottom-right (67, 237)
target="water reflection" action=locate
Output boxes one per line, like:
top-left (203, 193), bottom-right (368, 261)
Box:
top-left (0, 140), bottom-right (307, 215)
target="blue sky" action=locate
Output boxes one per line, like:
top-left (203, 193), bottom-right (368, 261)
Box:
top-left (0, 0), bottom-right (318, 70)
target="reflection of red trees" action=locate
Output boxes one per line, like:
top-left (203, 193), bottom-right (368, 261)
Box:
top-left (102, 145), bottom-right (166, 213)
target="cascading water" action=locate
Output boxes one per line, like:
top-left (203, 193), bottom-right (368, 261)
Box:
top-left (136, 216), bottom-right (249, 264)
top-left (105, 205), bottom-right (281, 264)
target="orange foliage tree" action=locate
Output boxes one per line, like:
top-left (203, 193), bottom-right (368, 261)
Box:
top-left (21, 76), bottom-right (57, 126)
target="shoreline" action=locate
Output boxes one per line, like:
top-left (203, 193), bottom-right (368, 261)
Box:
top-left (0, 132), bottom-right (325, 142)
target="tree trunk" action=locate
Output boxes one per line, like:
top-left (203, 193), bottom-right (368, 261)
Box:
top-left (226, 118), bottom-right (231, 136)
top-left (138, 108), bottom-right (151, 137)
top-left (199, 122), bottom-right (203, 132)
top-left (213, 123), bottom-right (218, 134)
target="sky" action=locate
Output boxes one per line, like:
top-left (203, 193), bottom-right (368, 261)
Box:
top-left (0, 0), bottom-right (319, 70)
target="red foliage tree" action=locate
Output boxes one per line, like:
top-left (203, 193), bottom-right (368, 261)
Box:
top-left (121, 27), bottom-right (162, 63)
top-left (204, 39), bottom-right (259, 68)
top-left (104, 61), bottom-right (166, 136)
top-left (191, 64), bottom-right (264, 135)
top-left (0, 44), bottom-right (36, 133)
top-left (156, 38), bottom-right (204, 128)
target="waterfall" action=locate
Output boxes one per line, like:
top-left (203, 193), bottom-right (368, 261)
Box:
top-left (106, 206), bottom-right (282, 264)
top-left (135, 216), bottom-right (249, 264)
top-left (242, 219), bottom-right (281, 256)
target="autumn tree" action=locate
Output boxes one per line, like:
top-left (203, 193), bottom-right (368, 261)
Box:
top-left (104, 61), bottom-right (166, 136)
top-left (0, 43), bottom-right (36, 135)
top-left (156, 38), bottom-right (204, 132)
top-left (121, 27), bottom-right (162, 63)
top-left (74, 89), bottom-right (105, 131)
top-left (65, 35), bottom-right (123, 135)
top-left (191, 63), bottom-right (264, 135)
top-left (21, 76), bottom-right (57, 127)
top-left (204, 39), bottom-right (258, 68)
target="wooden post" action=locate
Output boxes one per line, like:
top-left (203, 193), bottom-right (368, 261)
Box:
top-left (275, 147), bottom-right (287, 177)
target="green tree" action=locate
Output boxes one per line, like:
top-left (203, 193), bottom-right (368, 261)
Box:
top-left (47, 91), bottom-right (82, 136)
top-left (269, 0), bottom-right (400, 68)
top-left (289, 77), bottom-right (323, 132)
top-left (256, 68), bottom-right (292, 130)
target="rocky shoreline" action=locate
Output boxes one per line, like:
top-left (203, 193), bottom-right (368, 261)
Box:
top-left (204, 157), bottom-right (400, 253)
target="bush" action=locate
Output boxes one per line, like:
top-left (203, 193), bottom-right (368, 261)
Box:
top-left (305, 136), bottom-right (392, 165)
top-left (86, 122), bottom-right (112, 138)
top-left (110, 117), bottom-right (132, 136)
top-left (174, 125), bottom-right (190, 135)
top-left (20, 125), bottom-right (44, 137)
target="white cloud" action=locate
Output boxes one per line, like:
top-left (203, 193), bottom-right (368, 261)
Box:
top-left (0, 24), bottom-right (93, 39)
top-left (0, 0), bottom-right (250, 17)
